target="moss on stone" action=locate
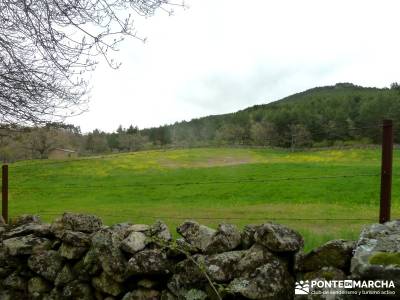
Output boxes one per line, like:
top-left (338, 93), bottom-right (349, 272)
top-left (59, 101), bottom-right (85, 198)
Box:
top-left (321, 271), bottom-right (335, 281)
top-left (369, 252), bottom-right (400, 267)
top-left (303, 267), bottom-right (345, 281)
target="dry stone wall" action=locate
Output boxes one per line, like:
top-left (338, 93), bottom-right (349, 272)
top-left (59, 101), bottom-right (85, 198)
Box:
top-left (0, 213), bottom-right (399, 300)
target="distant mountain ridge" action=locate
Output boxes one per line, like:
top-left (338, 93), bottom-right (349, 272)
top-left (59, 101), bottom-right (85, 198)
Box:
top-left (242, 83), bottom-right (381, 111)
top-left (141, 82), bottom-right (400, 147)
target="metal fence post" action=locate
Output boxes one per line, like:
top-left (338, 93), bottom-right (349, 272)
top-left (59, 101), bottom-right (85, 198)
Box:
top-left (2, 164), bottom-right (8, 223)
top-left (379, 120), bottom-right (393, 224)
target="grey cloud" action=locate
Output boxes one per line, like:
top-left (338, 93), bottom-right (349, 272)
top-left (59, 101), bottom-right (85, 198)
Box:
top-left (176, 59), bottom-right (347, 115)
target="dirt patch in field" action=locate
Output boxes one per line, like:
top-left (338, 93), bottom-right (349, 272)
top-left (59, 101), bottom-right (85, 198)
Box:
top-left (160, 155), bottom-right (258, 168)
top-left (202, 156), bottom-right (255, 167)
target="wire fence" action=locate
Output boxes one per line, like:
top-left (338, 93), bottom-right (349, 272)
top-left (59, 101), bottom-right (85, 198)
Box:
top-left (1, 121), bottom-right (397, 224)
top-left (7, 173), bottom-right (380, 191)
top-left (3, 171), bottom-right (387, 223)
top-left (32, 212), bottom-right (378, 222)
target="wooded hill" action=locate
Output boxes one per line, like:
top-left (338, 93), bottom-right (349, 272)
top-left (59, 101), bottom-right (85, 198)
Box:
top-left (142, 83), bottom-right (400, 147)
top-left (1, 83), bottom-right (400, 161)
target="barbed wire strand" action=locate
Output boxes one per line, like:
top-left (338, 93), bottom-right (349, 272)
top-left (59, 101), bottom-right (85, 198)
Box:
top-left (31, 212), bottom-right (376, 222)
top-left (1, 121), bottom-right (390, 223)
top-left (6, 173), bottom-right (380, 191)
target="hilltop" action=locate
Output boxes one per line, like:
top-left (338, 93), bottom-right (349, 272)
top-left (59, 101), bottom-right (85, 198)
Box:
top-left (142, 83), bottom-right (400, 147)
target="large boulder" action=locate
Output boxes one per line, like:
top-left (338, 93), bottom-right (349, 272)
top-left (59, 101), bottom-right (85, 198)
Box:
top-left (205, 223), bottom-right (241, 254)
top-left (28, 277), bottom-right (52, 294)
top-left (3, 223), bottom-right (51, 239)
top-left (0, 244), bottom-right (22, 277)
top-left (92, 271), bottom-right (124, 296)
top-left (164, 286), bottom-right (208, 300)
top-left (60, 213), bottom-right (102, 233)
top-left (127, 224), bottom-right (151, 233)
top-left (297, 239), bottom-right (355, 272)
top-left (175, 238), bottom-right (199, 254)
top-left (151, 220), bottom-right (173, 242)
top-left (168, 255), bottom-right (207, 293)
top-left (121, 231), bottom-right (148, 254)
top-left (241, 224), bottom-right (260, 249)
top-left (11, 214), bottom-right (41, 226)
top-left (55, 264), bottom-right (75, 287)
top-left (204, 250), bottom-right (245, 282)
top-left (254, 223), bottom-right (304, 252)
top-left (236, 244), bottom-right (280, 277)
top-left (169, 243), bottom-right (285, 297)
top-left (59, 243), bottom-right (88, 260)
top-left (177, 221), bottom-right (216, 252)
top-left (91, 227), bottom-right (129, 282)
top-left (28, 250), bottom-right (64, 282)
top-left (170, 250), bottom-right (249, 291)
top-left (60, 230), bottom-right (91, 247)
top-left (183, 289), bottom-right (208, 300)
top-left (203, 245), bottom-right (278, 283)
top-left (128, 248), bottom-right (172, 275)
top-left (3, 234), bottom-right (51, 256)
top-left (351, 220), bottom-right (400, 295)
top-left (177, 221), bottom-right (242, 254)
top-left (227, 259), bottom-right (294, 300)
top-left (73, 248), bottom-right (101, 280)
top-left (3, 271), bottom-right (28, 291)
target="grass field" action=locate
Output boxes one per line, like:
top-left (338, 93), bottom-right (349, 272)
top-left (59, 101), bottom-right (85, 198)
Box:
top-left (3, 147), bottom-right (400, 251)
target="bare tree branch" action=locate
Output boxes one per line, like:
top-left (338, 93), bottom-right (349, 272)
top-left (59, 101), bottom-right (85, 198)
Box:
top-left (0, 0), bottom-right (182, 125)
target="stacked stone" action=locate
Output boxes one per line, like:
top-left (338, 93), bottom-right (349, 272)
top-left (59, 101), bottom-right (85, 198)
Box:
top-left (294, 221), bottom-right (400, 300)
top-left (295, 240), bottom-right (355, 281)
top-left (168, 222), bottom-right (303, 299)
top-left (350, 220), bottom-right (400, 297)
top-left (1, 213), bottom-right (399, 299)
top-left (0, 213), bottom-right (305, 299)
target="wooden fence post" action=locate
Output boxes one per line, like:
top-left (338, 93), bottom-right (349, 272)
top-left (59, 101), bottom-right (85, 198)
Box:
top-left (2, 164), bottom-right (8, 223)
top-left (379, 119), bottom-right (393, 224)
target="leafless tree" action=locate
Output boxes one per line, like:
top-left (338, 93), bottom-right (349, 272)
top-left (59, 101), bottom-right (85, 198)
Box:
top-left (0, 0), bottom-right (181, 125)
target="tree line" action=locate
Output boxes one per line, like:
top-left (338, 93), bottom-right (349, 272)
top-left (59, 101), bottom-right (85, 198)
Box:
top-left (0, 124), bottom-right (147, 162)
top-left (142, 83), bottom-right (400, 148)
top-left (1, 83), bottom-right (399, 162)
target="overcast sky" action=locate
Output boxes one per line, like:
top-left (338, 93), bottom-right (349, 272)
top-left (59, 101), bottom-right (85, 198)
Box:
top-left (70, 0), bottom-right (400, 133)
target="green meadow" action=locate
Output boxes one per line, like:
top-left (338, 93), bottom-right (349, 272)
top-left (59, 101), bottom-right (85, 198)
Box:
top-left (3, 147), bottom-right (400, 251)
